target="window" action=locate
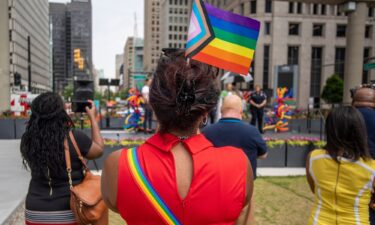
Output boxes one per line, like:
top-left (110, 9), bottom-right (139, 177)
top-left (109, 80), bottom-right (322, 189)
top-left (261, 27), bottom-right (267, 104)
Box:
top-left (264, 22), bottom-right (271, 35)
top-left (288, 46), bottom-right (299, 65)
top-left (313, 24), bottom-right (324, 37)
top-left (369, 8), bottom-right (374, 17)
top-left (250, 0), bottom-right (257, 14)
top-left (310, 47), bottom-right (323, 97)
top-left (313, 4), bottom-right (318, 15)
top-left (289, 2), bottom-right (294, 13)
top-left (336, 24), bottom-right (346, 37)
top-left (265, 0), bottom-right (272, 13)
top-left (263, 45), bottom-right (270, 89)
top-left (335, 47), bottom-right (346, 79)
top-left (297, 3), bottom-right (302, 14)
top-left (363, 48), bottom-right (371, 83)
top-left (240, 3), bottom-right (244, 15)
top-left (321, 4), bottom-right (326, 15)
top-left (365, 25), bottom-right (372, 39)
top-left (289, 23), bottom-right (300, 36)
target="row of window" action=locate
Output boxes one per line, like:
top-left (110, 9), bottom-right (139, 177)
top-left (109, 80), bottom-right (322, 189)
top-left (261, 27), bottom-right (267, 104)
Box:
top-left (264, 22), bottom-right (373, 39)
top-left (169, 0), bottom-right (189, 6)
top-left (168, 25), bottom-right (188, 32)
top-left (168, 34), bottom-right (187, 40)
top-left (261, 45), bottom-right (371, 97)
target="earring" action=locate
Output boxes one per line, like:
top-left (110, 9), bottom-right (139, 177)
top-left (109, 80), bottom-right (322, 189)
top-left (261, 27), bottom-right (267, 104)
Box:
top-left (202, 116), bottom-right (208, 126)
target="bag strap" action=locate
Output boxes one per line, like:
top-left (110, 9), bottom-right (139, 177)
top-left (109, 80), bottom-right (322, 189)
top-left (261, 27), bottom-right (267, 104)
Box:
top-left (63, 138), bottom-right (73, 189)
top-left (68, 131), bottom-right (89, 170)
top-left (126, 147), bottom-right (181, 225)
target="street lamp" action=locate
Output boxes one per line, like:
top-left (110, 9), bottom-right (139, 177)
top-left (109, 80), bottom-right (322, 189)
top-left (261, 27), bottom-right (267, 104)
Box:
top-left (99, 78), bottom-right (120, 128)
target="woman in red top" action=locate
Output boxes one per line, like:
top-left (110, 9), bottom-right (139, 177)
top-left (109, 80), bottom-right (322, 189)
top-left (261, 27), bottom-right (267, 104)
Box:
top-left (101, 49), bottom-right (253, 225)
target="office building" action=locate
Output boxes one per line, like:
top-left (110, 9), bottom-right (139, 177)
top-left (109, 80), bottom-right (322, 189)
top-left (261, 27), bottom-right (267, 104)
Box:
top-left (143, 0), bottom-right (162, 73)
top-left (50, 0), bottom-right (92, 93)
top-left (207, 0), bottom-right (375, 108)
top-left (0, 0), bottom-right (50, 112)
top-left (123, 37), bottom-right (144, 90)
top-left (160, 0), bottom-right (191, 49)
top-left (115, 54), bottom-right (124, 80)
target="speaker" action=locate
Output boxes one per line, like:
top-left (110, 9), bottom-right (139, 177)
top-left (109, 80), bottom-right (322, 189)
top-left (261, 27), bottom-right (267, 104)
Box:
top-left (72, 79), bottom-right (93, 113)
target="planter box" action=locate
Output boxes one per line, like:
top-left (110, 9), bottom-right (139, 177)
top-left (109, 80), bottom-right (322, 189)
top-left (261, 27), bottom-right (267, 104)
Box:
top-left (87, 145), bottom-right (139, 170)
top-left (0, 119), bottom-right (15, 139)
top-left (257, 144), bottom-right (286, 167)
top-left (286, 145), bottom-right (311, 167)
top-left (15, 119), bottom-right (28, 139)
top-left (100, 118), bottom-right (125, 129)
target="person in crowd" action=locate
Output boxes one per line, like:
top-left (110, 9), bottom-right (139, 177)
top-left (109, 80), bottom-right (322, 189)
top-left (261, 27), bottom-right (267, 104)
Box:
top-left (21, 92), bottom-right (106, 225)
top-left (249, 85), bottom-right (267, 133)
top-left (203, 94), bottom-right (267, 224)
top-left (142, 78), bottom-right (153, 133)
top-left (352, 87), bottom-right (375, 224)
top-left (101, 50), bottom-right (253, 225)
top-left (306, 106), bottom-right (375, 225)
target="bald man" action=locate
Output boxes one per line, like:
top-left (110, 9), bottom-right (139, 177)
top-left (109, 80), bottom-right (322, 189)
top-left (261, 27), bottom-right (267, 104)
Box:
top-left (202, 95), bottom-right (267, 179)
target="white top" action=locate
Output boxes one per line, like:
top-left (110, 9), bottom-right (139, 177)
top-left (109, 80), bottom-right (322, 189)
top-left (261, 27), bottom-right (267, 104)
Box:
top-left (142, 85), bottom-right (150, 102)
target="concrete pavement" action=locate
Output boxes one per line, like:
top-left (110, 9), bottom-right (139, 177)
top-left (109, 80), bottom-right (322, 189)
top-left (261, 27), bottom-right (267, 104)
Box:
top-left (0, 140), bottom-right (29, 225)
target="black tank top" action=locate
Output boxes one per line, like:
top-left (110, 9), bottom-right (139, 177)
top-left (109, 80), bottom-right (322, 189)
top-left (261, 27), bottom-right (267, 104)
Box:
top-left (25, 130), bottom-right (92, 211)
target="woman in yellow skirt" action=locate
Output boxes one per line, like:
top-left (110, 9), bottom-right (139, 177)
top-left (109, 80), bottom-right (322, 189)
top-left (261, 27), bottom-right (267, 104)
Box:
top-left (307, 106), bottom-right (375, 225)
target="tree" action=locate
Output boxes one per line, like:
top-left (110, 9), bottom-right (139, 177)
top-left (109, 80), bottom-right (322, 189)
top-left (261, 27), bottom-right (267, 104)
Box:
top-left (62, 84), bottom-right (74, 101)
top-left (321, 75), bottom-right (343, 104)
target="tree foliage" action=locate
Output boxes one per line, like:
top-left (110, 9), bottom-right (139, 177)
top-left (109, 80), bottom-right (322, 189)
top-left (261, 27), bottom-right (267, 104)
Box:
top-left (62, 84), bottom-right (73, 101)
top-left (321, 75), bottom-right (343, 104)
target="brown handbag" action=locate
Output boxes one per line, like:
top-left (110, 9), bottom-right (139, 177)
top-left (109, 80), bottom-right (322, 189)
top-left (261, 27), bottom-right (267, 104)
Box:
top-left (64, 131), bottom-right (107, 225)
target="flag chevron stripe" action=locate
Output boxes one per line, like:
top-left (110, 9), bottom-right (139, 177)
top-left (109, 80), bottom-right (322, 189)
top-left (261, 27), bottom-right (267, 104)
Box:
top-left (208, 15), bottom-right (259, 40)
top-left (205, 3), bottom-right (260, 30)
top-left (193, 52), bottom-right (250, 75)
top-left (127, 148), bottom-right (181, 225)
top-left (213, 27), bottom-right (257, 50)
top-left (186, 3), bottom-right (208, 47)
top-left (200, 45), bottom-right (252, 68)
top-left (209, 38), bottom-right (254, 58)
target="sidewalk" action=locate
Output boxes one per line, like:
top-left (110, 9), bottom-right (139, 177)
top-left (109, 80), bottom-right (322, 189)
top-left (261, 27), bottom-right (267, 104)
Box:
top-left (0, 140), bottom-right (30, 225)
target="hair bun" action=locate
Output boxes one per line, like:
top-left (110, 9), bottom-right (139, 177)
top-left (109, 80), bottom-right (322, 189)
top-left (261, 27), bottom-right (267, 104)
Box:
top-left (176, 79), bottom-right (196, 115)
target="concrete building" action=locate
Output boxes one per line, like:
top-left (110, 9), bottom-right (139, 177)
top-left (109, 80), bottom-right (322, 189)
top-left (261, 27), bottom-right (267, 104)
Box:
top-left (207, 0), bottom-right (375, 108)
top-left (0, 0), bottom-right (51, 112)
top-left (122, 37), bottom-right (145, 90)
top-left (115, 54), bottom-right (124, 80)
top-left (160, 0), bottom-right (192, 49)
top-left (143, 0), bottom-right (162, 73)
top-left (50, 0), bottom-right (92, 93)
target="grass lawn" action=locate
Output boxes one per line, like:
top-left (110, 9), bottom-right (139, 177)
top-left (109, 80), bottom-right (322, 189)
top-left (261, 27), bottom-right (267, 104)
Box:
top-left (110, 176), bottom-right (314, 225)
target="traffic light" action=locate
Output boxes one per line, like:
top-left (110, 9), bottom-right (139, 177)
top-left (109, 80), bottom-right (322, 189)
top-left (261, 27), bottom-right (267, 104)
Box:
top-left (73, 49), bottom-right (81, 63)
top-left (78, 58), bottom-right (84, 70)
top-left (14, 72), bottom-right (21, 86)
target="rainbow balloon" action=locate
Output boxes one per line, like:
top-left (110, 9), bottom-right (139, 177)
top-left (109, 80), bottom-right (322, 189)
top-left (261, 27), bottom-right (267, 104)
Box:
top-left (186, 0), bottom-right (260, 75)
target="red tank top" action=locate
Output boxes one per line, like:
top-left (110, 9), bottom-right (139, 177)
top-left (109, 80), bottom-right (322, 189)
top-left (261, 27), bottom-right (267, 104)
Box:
top-left (117, 133), bottom-right (248, 225)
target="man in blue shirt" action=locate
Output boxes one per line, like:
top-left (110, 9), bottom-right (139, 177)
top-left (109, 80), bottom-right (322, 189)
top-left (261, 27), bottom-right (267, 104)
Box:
top-left (353, 87), bottom-right (375, 225)
top-left (202, 95), bottom-right (268, 179)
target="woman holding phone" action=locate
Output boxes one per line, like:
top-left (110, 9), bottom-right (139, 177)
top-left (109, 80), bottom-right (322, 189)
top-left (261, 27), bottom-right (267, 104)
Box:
top-left (21, 93), bottom-right (106, 225)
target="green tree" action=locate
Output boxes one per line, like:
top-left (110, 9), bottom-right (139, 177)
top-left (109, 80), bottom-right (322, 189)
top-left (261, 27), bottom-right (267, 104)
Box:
top-left (62, 84), bottom-right (73, 101)
top-left (321, 75), bottom-right (343, 104)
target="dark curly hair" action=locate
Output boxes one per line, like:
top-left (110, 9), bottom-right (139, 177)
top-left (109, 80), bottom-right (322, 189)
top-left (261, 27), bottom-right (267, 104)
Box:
top-left (21, 92), bottom-right (74, 176)
top-left (150, 49), bottom-right (220, 134)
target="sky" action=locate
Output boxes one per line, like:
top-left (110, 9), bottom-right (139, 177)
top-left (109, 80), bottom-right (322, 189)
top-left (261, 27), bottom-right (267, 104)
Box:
top-left (50, 0), bottom-right (144, 78)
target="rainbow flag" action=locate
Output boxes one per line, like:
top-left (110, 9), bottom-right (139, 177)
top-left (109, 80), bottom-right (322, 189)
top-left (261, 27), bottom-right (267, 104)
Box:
top-left (186, 0), bottom-right (260, 75)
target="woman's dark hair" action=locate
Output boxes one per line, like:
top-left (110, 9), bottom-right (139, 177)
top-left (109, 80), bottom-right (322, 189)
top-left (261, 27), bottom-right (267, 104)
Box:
top-left (150, 49), bottom-right (220, 134)
top-left (21, 92), bottom-right (74, 176)
top-left (325, 106), bottom-right (370, 161)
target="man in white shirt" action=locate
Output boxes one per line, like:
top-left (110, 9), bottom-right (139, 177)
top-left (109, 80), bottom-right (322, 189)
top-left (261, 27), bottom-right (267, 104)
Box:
top-left (142, 78), bottom-right (153, 133)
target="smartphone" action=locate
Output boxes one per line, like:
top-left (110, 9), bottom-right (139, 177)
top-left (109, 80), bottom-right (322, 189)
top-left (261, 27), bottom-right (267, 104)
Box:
top-left (72, 100), bottom-right (91, 113)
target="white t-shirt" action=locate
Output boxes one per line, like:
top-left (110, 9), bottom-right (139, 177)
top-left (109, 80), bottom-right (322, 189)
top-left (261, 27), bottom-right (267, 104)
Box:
top-left (142, 85), bottom-right (150, 102)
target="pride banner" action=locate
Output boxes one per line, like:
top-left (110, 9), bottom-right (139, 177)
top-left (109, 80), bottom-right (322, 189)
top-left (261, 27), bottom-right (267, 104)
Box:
top-left (186, 0), bottom-right (261, 75)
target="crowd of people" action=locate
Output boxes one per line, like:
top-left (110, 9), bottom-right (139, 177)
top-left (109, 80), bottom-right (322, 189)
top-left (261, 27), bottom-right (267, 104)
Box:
top-left (20, 49), bottom-right (375, 225)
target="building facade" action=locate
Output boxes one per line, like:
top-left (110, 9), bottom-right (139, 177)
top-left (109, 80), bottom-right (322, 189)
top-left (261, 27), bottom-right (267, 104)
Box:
top-left (160, 0), bottom-right (191, 49)
top-left (143, 0), bottom-right (162, 73)
top-left (50, 0), bottom-right (92, 93)
top-left (0, 0), bottom-right (51, 112)
top-left (122, 37), bottom-right (144, 90)
top-left (207, 0), bottom-right (375, 108)
top-left (115, 54), bottom-right (124, 80)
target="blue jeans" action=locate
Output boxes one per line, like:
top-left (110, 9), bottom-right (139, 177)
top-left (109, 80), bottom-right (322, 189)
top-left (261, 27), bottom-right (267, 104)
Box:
top-left (143, 107), bottom-right (153, 131)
